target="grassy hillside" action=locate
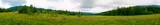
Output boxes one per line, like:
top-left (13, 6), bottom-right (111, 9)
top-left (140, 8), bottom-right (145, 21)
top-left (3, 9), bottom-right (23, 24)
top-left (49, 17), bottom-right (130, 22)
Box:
top-left (0, 12), bottom-right (160, 25)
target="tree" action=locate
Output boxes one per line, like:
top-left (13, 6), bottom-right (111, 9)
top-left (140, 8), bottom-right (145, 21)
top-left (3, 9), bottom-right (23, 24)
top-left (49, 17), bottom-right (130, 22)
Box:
top-left (0, 8), bottom-right (3, 12)
top-left (0, 8), bottom-right (12, 13)
top-left (98, 5), bottom-right (160, 16)
top-left (18, 5), bottom-right (37, 14)
top-left (77, 11), bottom-right (82, 17)
top-left (18, 5), bottom-right (28, 13)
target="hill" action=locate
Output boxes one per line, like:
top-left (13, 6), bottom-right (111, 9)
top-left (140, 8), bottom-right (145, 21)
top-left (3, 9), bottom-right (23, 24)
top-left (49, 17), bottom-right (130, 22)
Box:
top-left (98, 5), bottom-right (160, 16)
top-left (8, 6), bottom-right (19, 11)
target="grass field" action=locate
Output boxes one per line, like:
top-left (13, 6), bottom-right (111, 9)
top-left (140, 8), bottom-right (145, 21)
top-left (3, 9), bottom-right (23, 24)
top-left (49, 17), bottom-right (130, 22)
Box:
top-left (0, 12), bottom-right (160, 25)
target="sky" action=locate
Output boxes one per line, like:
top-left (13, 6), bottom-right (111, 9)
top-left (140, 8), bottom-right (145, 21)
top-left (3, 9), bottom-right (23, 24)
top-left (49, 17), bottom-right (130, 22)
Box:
top-left (0, 0), bottom-right (160, 13)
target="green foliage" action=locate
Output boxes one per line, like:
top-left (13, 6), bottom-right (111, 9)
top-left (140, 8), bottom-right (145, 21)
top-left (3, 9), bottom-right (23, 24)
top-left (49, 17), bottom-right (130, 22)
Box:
top-left (0, 8), bottom-right (12, 13)
top-left (0, 5), bottom-right (83, 16)
top-left (36, 9), bottom-right (80, 15)
top-left (98, 5), bottom-right (160, 16)
top-left (18, 5), bottom-right (37, 14)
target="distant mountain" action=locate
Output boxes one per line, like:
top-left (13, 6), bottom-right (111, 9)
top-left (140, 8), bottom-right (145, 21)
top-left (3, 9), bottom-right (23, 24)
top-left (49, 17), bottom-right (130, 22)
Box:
top-left (80, 12), bottom-right (97, 15)
top-left (8, 6), bottom-right (19, 11)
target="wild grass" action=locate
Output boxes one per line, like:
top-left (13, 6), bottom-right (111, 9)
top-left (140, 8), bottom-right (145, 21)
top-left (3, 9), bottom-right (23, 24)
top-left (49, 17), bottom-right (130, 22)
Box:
top-left (0, 12), bottom-right (160, 25)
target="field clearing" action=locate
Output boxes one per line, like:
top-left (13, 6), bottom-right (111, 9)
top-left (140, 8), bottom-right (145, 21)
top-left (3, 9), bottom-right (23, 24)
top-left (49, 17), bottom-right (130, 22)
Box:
top-left (0, 12), bottom-right (160, 25)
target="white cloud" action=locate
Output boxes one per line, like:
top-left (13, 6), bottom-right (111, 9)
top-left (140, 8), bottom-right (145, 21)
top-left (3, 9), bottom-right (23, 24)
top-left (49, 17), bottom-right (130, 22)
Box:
top-left (0, 1), bottom-right (10, 8)
top-left (81, 6), bottom-right (113, 13)
top-left (25, 0), bottom-right (81, 11)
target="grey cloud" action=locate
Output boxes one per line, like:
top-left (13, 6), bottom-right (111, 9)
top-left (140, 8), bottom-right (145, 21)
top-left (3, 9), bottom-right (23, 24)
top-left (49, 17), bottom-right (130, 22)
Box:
top-left (112, 0), bottom-right (158, 5)
top-left (80, 0), bottom-right (95, 8)
top-left (47, 0), bottom-right (61, 2)
top-left (48, 0), bottom-right (59, 1)
top-left (71, 0), bottom-right (82, 3)
top-left (97, 0), bottom-right (159, 9)
top-left (1, 0), bottom-right (26, 6)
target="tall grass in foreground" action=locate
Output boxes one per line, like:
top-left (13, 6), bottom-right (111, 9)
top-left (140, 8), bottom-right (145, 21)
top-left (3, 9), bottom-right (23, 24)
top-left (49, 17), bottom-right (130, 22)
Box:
top-left (0, 12), bottom-right (160, 25)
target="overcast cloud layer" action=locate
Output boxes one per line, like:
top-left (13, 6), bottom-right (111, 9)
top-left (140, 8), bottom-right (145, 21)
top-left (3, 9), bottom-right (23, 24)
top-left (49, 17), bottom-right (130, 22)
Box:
top-left (0, 0), bottom-right (160, 13)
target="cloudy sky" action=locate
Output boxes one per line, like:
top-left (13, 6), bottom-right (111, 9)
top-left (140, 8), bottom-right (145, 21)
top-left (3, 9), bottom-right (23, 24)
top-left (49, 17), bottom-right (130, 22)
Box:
top-left (0, 0), bottom-right (160, 13)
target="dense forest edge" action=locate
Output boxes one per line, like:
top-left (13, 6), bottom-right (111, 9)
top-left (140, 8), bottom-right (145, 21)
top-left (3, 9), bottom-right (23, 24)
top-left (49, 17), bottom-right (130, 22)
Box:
top-left (97, 5), bottom-right (160, 16)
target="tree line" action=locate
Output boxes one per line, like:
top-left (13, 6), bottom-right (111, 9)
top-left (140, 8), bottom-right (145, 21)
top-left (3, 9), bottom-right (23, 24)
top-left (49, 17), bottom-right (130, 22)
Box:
top-left (0, 5), bottom-right (82, 16)
top-left (97, 5), bottom-right (160, 16)
top-left (0, 8), bottom-right (12, 13)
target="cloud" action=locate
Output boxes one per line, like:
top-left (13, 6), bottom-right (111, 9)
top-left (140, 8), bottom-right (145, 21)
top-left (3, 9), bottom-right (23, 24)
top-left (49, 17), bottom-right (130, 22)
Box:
top-left (91, 0), bottom-right (159, 12)
top-left (0, 0), bottom-right (160, 13)
top-left (80, 0), bottom-right (95, 8)
top-left (0, 0), bottom-right (26, 8)
top-left (1, 0), bottom-right (26, 6)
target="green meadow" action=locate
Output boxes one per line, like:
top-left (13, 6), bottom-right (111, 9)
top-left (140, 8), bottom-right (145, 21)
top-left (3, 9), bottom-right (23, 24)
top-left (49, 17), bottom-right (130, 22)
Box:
top-left (0, 5), bottom-right (160, 25)
top-left (0, 12), bottom-right (159, 25)
top-left (1, 0), bottom-right (160, 25)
